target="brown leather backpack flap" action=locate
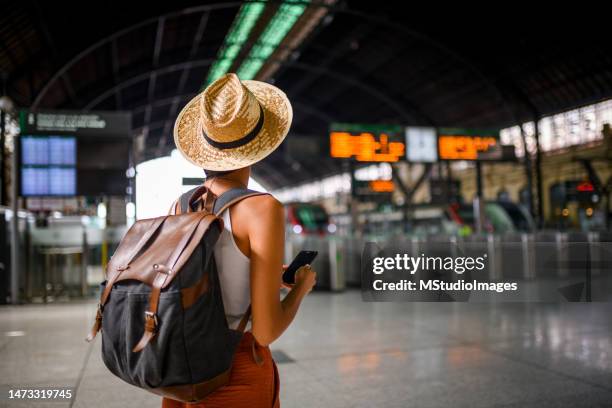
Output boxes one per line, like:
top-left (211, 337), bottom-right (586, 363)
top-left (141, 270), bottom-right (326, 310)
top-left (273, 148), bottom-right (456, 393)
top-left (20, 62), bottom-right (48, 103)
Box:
top-left (105, 216), bottom-right (168, 281)
top-left (107, 212), bottom-right (221, 288)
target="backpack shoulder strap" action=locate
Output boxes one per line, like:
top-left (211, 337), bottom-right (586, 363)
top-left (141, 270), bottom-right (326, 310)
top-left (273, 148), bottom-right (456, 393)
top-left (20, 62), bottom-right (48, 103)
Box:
top-left (174, 187), bottom-right (268, 215)
top-left (213, 187), bottom-right (268, 365)
top-left (175, 186), bottom-right (202, 214)
top-left (213, 188), bottom-right (268, 215)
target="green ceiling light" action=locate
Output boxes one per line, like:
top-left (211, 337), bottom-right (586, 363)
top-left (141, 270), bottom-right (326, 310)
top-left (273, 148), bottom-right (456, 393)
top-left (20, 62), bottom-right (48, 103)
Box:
top-left (237, 0), bottom-right (309, 80)
top-left (205, 1), bottom-right (267, 85)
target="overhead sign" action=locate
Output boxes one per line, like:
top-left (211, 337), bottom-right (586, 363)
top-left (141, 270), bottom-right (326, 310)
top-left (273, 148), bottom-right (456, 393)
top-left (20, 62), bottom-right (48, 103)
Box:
top-left (438, 128), bottom-right (499, 160)
top-left (330, 124), bottom-right (505, 163)
top-left (20, 110), bottom-right (131, 138)
top-left (330, 123), bottom-right (405, 162)
top-left (405, 126), bottom-right (438, 162)
top-left (19, 109), bottom-right (133, 197)
top-left (330, 131), bottom-right (405, 162)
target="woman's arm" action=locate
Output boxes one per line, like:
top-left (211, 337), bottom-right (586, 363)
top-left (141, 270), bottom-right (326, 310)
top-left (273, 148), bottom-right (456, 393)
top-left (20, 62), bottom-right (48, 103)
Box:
top-left (247, 196), bottom-right (316, 346)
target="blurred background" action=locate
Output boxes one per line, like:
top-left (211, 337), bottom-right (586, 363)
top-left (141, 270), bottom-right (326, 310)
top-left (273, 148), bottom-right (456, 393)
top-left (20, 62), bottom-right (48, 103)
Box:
top-left (0, 1), bottom-right (611, 407)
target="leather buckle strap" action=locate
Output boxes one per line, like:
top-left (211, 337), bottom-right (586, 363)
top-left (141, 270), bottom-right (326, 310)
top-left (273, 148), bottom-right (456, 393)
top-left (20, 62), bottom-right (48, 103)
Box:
top-left (85, 303), bottom-right (104, 342)
top-left (132, 266), bottom-right (169, 352)
top-left (144, 311), bottom-right (158, 332)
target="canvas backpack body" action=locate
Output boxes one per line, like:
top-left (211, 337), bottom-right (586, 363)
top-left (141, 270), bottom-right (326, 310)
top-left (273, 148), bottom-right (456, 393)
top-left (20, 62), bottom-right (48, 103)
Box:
top-left (86, 186), bottom-right (265, 402)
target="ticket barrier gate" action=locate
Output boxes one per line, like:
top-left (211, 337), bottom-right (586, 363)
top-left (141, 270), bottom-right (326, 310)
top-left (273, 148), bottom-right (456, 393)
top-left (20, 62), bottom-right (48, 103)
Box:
top-left (285, 234), bottom-right (346, 291)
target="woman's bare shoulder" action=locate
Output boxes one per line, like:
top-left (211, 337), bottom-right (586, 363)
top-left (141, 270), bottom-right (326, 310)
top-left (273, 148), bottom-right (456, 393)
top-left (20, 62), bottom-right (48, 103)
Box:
top-left (231, 194), bottom-right (284, 244)
top-left (242, 193), bottom-right (283, 214)
top-left (232, 193), bottom-right (283, 221)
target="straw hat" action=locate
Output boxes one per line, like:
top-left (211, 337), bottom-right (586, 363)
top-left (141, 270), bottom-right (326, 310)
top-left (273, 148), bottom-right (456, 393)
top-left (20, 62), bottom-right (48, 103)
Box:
top-left (173, 73), bottom-right (293, 171)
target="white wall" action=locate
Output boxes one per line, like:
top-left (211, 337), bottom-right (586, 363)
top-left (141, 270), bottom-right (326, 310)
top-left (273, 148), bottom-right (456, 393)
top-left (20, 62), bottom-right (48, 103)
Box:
top-left (135, 149), bottom-right (266, 219)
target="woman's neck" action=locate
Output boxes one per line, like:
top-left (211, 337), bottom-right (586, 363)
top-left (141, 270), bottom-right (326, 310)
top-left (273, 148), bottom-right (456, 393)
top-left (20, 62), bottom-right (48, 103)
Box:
top-left (204, 168), bottom-right (250, 193)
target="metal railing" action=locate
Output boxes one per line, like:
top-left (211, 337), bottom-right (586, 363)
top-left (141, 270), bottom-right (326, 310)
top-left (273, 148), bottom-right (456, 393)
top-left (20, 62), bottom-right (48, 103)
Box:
top-left (1, 210), bottom-right (128, 304)
top-left (6, 217), bottom-right (611, 303)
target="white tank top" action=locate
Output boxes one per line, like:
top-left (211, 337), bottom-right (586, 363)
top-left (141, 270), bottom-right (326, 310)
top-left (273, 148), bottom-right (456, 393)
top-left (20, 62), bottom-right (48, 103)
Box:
top-left (214, 208), bottom-right (251, 330)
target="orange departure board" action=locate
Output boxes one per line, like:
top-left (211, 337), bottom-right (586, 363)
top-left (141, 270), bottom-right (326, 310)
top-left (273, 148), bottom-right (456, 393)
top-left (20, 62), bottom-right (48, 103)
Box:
top-left (330, 131), bottom-right (405, 162)
top-left (438, 135), bottom-right (498, 160)
top-left (369, 180), bottom-right (395, 192)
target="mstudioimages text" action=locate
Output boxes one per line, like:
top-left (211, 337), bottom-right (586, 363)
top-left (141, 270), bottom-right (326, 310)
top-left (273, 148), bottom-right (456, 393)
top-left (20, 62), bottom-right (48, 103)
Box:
top-left (372, 279), bottom-right (518, 293)
top-left (370, 253), bottom-right (519, 293)
top-left (372, 253), bottom-right (488, 275)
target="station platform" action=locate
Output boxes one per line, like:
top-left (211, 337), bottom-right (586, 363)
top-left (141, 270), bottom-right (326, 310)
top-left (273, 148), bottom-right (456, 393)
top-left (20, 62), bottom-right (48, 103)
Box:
top-left (1, 291), bottom-right (611, 408)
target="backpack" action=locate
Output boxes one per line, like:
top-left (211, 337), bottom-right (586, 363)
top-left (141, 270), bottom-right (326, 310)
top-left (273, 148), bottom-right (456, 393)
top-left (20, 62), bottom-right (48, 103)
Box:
top-left (85, 185), bottom-right (266, 402)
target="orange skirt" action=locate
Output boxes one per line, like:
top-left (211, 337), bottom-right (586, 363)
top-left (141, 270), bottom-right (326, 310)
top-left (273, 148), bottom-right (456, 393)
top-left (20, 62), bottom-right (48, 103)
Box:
top-left (161, 332), bottom-right (280, 408)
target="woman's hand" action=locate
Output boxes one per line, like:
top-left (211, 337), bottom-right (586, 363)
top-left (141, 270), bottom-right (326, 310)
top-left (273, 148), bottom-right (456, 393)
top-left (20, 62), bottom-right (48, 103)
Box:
top-left (293, 264), bottom-right (317, 294)
top-left (280, 265), bottom-right (316, 292)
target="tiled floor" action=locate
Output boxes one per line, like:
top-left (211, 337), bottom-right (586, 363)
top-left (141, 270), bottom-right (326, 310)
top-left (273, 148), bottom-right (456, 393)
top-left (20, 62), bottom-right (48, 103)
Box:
top-left (1, 291), bottom-right (612, 407)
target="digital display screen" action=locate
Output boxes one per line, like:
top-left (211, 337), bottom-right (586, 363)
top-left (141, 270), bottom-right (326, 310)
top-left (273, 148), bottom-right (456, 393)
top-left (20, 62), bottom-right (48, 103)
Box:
top-left (21, 167), bottom-right (76, 196)
top-left (20, 135), bottom-right (77, 196)
top-left (21, 168), bottom-right (49, 196)
top-left (49, 168), bottom-right (77, 195)
top-left (19, 109), bottom-right (132, 198)
top-left (405, 127), bottom-right (438, 162)
top-left (50, 137), bottom-right (76, 165)
top-left (330, 131), bottom-right (405, 162)
top-left (22, 136), bottom-right (76, 165)
top-left (21, 137), bottom-right (49, 165)
top-left (355, 180), bottom-right (395, 199)
top-left (438, 135), bottom-right (498, 160)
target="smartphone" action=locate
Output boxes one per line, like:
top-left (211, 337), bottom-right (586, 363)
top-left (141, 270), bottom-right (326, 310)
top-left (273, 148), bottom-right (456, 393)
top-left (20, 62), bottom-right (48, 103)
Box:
top-left (282, 250), bottom-right (318, 284)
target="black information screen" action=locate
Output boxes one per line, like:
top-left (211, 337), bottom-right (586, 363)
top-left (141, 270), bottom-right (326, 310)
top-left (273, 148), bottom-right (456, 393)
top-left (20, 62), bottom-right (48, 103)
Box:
top-left (76, 136), bottom-right (130, 196)
top-left (20, 135), bottom-right (130, 197)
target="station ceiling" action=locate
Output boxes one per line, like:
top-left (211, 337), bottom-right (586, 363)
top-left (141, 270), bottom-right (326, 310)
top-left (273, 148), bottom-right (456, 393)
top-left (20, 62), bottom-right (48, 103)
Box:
top-left (2, 1), bottom-right (612, 189)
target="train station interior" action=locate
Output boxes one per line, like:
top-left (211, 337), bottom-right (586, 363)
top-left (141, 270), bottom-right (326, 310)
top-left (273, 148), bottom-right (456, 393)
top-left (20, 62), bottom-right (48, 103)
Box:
top-left (1, 1), bottom-right (611, 407)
